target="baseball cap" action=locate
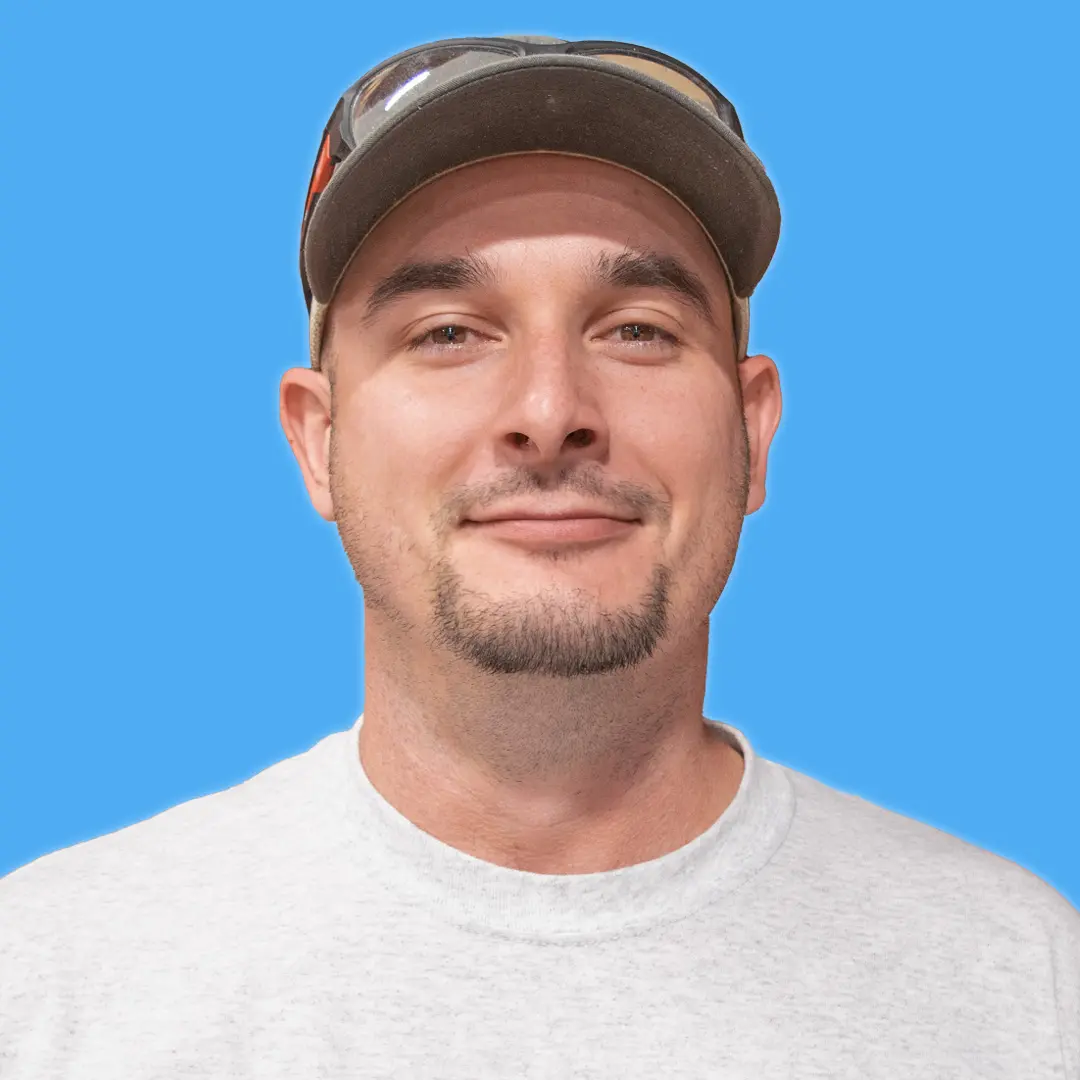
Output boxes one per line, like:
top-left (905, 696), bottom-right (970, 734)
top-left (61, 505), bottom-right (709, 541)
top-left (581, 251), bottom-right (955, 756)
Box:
top-left (300, 35), bottom-right (781, 368)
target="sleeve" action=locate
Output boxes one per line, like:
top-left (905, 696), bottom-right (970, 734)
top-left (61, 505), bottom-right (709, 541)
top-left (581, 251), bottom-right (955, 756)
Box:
top-left (0, 861), bottom-right (73, 1079)
top-left (1049, 886), bottom-right (1080, 1080)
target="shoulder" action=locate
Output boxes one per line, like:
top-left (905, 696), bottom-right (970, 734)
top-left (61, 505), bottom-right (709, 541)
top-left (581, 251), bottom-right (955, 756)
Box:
top-left (0, 726), bottom-right (349, 954)
top-left (758, 760), bottom-right (1080, 1076)
top-left (776, 760), bottom-right (1080, 946)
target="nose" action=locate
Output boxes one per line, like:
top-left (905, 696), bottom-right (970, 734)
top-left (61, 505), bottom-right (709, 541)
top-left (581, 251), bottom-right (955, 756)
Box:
top-left (494, 331), bottom-right (609, 467)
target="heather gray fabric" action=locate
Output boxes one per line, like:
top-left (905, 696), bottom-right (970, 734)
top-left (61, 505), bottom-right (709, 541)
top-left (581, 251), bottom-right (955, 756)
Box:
top-left (2, 714), bottom-right (1078, 1078)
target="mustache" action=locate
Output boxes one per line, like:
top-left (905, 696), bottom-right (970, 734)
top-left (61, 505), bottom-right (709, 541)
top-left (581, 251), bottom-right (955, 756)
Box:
top-left (433, 467), bottom-right (670, 532)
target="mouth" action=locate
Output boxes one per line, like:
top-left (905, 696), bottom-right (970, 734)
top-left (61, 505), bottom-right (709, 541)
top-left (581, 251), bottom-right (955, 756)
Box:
top-left (461, 512), bottom-right (641, 547)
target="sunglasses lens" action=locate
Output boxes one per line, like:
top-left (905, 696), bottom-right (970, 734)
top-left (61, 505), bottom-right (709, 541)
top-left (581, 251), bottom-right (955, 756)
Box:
top-left (349, 46), bottom-right (514, 131)
top-left (587, 54), bottom-right (718, 114)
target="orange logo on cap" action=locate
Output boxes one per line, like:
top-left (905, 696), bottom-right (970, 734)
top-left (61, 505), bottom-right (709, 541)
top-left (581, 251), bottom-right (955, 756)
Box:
top-left (303, 135), bottom-right (335, 220)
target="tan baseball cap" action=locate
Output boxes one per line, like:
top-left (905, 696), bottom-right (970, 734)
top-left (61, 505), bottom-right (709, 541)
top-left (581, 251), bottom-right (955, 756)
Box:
top-left (299, 37), bottom-right (781, 368)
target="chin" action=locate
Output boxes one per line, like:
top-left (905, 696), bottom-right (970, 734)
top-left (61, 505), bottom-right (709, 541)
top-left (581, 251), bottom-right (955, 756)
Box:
top-left (428, 559), bottom-right (673, 678)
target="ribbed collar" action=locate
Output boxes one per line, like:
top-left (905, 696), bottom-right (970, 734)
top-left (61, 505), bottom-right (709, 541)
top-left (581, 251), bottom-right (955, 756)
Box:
top-left (334, 713), bottom-right (795, 942)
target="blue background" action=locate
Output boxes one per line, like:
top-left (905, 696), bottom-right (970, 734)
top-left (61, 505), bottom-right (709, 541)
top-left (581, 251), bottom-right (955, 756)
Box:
top-left (1, 0), bottom-right (1076, 904)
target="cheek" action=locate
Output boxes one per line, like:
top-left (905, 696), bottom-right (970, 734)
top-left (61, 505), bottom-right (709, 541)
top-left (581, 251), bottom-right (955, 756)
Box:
top-left (335, 376), bottom-right (482, 536)
top-left (617, 375), bottom-right (743, 507)
top-left (613, 378), bottom-right (746, 605)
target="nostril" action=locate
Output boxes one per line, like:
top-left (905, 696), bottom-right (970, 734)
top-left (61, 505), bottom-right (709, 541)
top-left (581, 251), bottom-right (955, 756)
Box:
top-left (564, 429), bottom-right (594, 449)
top-left (510, 432), bottom-right (531, 448)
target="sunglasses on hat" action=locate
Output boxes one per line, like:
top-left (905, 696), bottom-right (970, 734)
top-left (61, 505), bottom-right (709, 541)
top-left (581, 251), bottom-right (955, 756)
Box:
top-left (299, 37), bottom-right (747, 308)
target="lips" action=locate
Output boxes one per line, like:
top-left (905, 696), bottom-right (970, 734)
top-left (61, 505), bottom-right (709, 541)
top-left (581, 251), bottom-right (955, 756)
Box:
top-left (462, 509), bottom-right (639, 546)
top-left (466, 506), bottom-right (639, 525)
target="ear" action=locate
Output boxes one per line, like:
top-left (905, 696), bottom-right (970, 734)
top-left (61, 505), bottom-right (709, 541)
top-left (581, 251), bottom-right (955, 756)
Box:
top-left (738, 354), bottom-right (782, 515)
top-left (279, 367), bottom-right (335, 521)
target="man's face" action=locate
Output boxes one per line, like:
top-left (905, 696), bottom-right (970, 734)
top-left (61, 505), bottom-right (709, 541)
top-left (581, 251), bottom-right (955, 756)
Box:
top-left (289, 154), bottom-right (780, 677)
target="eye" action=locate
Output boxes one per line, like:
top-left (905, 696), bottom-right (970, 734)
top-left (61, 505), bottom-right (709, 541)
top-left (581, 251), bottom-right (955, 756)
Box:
top-left (408, 324), bottom-right (478, 350)
top-left (620, 323), bottom-right (660, 342)
top-left (605, 322), bottom-right (679, 347)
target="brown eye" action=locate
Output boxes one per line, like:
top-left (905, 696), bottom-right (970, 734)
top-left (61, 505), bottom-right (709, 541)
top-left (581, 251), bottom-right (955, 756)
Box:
top-left (406, 322), bottom-right (492, 356)
top-left (619, 323), bottom-right (658, 342)
top-left (428, 325), bottom-right (469, 346)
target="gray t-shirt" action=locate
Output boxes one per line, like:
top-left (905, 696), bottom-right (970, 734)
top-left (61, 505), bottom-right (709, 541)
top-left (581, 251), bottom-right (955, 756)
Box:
top-left (2, 714), bottom-right (1078, 1078)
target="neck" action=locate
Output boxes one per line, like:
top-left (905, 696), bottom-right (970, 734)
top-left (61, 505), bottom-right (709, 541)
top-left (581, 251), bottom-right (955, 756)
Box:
top-left (357, 609), bottom-right (745, 874)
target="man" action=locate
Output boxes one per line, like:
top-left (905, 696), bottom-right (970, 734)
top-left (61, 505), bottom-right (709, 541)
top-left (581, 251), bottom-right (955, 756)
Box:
top-left (2, 35), bottom-right (1077, 1078)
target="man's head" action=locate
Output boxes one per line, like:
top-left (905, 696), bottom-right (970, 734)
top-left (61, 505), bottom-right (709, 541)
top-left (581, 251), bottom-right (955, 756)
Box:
top-left (281, 151), bottom-right (781, 677)
top-left (280, 36), bottom-right (782, 681)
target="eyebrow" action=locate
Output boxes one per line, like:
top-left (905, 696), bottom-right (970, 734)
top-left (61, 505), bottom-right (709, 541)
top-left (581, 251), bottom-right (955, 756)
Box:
top-left (360, 247), bottom-right (715, 324)
top-left (591, 249), bottom-right (714, 323)
top-left (362, 254), bottom-right (497, 322)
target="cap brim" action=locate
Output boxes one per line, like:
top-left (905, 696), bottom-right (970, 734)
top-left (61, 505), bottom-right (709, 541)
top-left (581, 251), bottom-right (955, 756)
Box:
top-left (304, 54), bottom-right (779, 356)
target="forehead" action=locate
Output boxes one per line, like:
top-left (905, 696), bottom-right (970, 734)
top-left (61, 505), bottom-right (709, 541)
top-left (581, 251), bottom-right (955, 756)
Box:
top-left (335, 153), bottom-right (729, 300)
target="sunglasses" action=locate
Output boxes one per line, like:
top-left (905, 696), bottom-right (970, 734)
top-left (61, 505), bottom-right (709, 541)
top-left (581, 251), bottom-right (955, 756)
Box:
top-left (299, 37), bottom-right (744, 306)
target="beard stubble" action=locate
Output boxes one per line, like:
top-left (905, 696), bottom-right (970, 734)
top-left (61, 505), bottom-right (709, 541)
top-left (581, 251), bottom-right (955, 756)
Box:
top-left (329, 422), bottom-right (750, 679)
